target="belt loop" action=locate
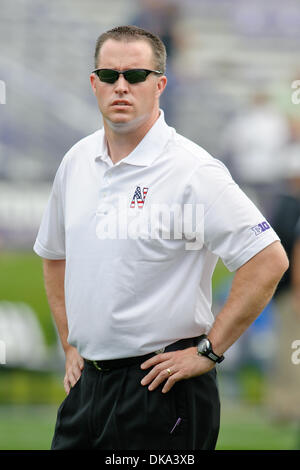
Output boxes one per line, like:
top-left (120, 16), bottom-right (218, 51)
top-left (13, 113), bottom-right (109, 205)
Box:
top-left (155, 347), bottom-right (165, 354)
top-left (92, 360), bottom-right (103, 371)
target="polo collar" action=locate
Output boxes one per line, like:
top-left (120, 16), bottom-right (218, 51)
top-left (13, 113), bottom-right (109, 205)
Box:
top-left (94, 109), bottom-right (172, 167)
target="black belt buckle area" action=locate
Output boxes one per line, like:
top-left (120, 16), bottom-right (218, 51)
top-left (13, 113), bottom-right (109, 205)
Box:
top-left (85, 352), bottom-right (155, 371)
top-left (85, 337), bottom-right (200, 371)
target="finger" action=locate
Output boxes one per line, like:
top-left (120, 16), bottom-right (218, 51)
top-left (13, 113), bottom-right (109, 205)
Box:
top-left (147, 366), bottom-right (176, 391)
top-left (72, 362), bottom-right (83, 381)
top-left (141, 360), bottom-right (173, 386)
top-left (140, 352), bottom-right (173, 370)
top-left (66, 360), bottom-right (83, 383)
top-left (63, 375), bottom-right (71, 395)
top-left (66, 370), bottom-right (80, 388)
top-left (162, 372), bottom-right (182, 394)
top-left (74, 354), bottom-right (84, 371)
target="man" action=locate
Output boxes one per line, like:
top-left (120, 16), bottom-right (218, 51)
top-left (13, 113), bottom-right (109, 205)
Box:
top-left (34, 25), bottom-right (288, 450)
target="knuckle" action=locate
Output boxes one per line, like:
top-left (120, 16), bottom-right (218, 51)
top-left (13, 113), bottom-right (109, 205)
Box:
top-left (154, 364), bottom-right (165, 374)
top-left (153, 369), bottom-right (163, 377)
top-left (179, 371), bottom-right (187, 381)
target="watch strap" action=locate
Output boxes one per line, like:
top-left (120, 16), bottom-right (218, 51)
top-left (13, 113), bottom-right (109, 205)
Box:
top-left (207, 350), bottom-right (224, 363)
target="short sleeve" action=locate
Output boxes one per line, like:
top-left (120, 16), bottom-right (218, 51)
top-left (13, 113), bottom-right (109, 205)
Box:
top-left (33, 162), bottom-right (66, 259)
top-left (189, 159), bottom-right (280, 272)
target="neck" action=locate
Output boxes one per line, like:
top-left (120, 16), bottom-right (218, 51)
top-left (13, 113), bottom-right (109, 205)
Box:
top-left (103, 110), bottom-right (160, 164)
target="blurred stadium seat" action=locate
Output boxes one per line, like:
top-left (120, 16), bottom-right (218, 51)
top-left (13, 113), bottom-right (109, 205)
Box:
top-left (0, 301), bottom-right (48, 369)
top-left (1, 0), bottom-right (300, 193)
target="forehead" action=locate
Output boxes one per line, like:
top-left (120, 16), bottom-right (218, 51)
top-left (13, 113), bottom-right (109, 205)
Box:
top-left (97, 39), bottom-right (155, 69)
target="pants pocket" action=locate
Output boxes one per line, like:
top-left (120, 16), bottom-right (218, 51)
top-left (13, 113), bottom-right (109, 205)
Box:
top-left (168, 380), bottom-right (188, 438)
top-left (51, 376), bottom-right (83, 449)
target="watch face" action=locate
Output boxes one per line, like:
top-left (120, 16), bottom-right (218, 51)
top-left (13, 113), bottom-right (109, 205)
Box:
top-left (198, 338), bottom-right (210, 354)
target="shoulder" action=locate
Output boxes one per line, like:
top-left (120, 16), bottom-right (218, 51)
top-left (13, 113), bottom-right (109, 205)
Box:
top-left (168, 130), bottom-right (232, 180)
top-left (54, 129), bottom-right (102, 178)
top-left (63, 129), bottom-right (102, 164)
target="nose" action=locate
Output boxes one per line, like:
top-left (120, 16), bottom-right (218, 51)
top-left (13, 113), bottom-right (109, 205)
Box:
top-left (114, 73), bottom-right (129, 94)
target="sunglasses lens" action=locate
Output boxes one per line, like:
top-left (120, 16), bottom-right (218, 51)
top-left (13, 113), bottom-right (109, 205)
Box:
top-left (95, 69), bottom-right (152, 84)
top-left (124, 70), bottom-right (148, 83)
top-left (97, 70), bottom-right (119, 83)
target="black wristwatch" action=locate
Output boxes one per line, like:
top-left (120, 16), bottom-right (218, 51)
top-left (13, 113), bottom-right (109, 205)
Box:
top-left (197, 334), bottom-right (225, 364)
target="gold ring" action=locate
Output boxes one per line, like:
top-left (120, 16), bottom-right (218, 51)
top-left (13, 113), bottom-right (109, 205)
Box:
top-left (167, 368), bottom-right (172, 375)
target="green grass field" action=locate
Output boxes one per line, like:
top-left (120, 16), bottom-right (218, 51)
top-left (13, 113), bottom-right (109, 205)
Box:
top-left (0, 251), bottom-right (56, 345)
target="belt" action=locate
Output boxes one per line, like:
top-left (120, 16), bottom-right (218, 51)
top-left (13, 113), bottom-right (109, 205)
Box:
top-left (84, 336), bottom-right (199, 371)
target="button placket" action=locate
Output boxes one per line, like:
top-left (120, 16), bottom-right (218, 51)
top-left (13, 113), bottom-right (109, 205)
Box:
top-left (96, 170), bottom-right (113, 216)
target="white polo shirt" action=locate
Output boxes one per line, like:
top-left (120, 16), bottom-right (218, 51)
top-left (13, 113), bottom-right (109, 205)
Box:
top-left (33, 110), bottom-right (279, 360)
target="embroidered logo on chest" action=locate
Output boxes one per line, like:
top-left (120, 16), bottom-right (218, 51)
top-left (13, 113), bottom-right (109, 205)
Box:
top-left (130, 186), bottom-right (149, 209)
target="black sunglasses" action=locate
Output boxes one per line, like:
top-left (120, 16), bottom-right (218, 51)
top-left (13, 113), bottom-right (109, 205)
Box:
top-left (92, 68), bottom-right (163, 84)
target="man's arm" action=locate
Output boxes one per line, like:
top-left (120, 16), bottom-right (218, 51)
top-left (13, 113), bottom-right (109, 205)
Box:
top-left (207, 240), bottom-right (289, 356)
top-left (43, 259), bottom-right (84, 394)
top-left (140, 241), bottom-right (289, 393)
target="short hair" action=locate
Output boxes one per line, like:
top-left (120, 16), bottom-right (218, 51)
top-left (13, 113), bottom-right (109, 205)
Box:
top-left (94, 25), bottom-right (167, 74)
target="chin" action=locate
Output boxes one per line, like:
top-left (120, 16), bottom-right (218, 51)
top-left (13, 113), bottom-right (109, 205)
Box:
top-left (109, 111), bottom-right (132, 122)
top-left (112, 114), bottom-right (131, 122)
top-left (106, 115), bottom-right (145, 133)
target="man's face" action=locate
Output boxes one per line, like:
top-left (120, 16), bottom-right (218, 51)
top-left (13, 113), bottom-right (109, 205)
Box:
top-left (90, 39), bottom-right (167, 132)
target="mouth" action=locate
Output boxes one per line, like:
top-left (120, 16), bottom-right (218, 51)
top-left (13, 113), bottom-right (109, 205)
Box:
top-left (111, 100), bottom-right (132, 107)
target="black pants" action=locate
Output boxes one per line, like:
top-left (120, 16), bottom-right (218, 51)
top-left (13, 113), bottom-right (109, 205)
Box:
top-left (51, 344), bottom-right (220, 450)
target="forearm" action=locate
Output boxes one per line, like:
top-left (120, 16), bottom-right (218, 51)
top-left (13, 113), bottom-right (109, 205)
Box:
top-left (208, 241), bottom-right (289, 356)
top-left (43, 258), bottom-right (84, 392)
top-left (43, 258), bottom-right (70, 352)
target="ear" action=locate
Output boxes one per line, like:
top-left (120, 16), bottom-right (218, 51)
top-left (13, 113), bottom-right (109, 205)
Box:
top-left (157, 75), bottom-right (167, 98)
top-left (90, 73), bottom-right (97, 96)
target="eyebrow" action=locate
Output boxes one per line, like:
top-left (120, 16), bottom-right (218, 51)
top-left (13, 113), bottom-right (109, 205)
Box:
top-left (97, 65), bottom-right (152, 70)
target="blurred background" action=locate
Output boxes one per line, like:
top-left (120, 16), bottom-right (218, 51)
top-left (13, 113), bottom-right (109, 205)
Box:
top-left (1, 0), bottom-right (300, 450)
